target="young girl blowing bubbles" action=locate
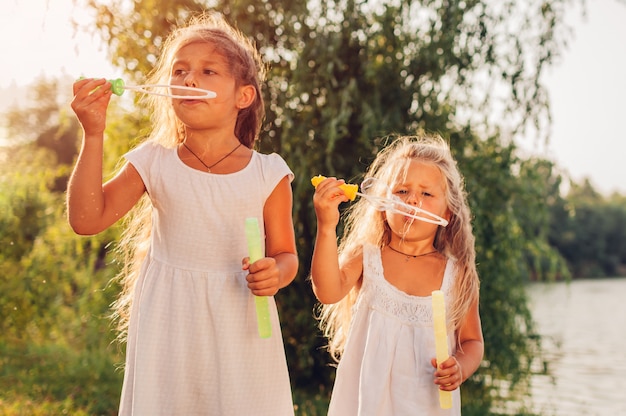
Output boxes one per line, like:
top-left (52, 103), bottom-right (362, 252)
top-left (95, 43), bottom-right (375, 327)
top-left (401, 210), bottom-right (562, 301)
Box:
top-left (311, 134), bottom-right (483, 415)
top-left (68, 13), bottom-right (298, 415)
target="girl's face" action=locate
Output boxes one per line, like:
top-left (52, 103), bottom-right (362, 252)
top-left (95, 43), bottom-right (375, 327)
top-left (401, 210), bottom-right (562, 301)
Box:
top-left (169, 41), bottom-right (254, 131)
top-left (386, 160), bottom-right (450, 243)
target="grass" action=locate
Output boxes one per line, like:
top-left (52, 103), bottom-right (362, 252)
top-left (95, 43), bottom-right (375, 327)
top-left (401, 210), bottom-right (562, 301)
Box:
top-left (0, 342), bottom-right (122, 416)
top-left (0, 341), bottom-right (330, 415)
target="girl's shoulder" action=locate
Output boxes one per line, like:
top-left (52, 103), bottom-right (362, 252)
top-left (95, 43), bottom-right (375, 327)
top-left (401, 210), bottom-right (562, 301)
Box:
top-left (125, 140), bottom-right (168, 160)
top-left (254, 150), bottom-right (288, 166)
top-left (343, 245), bottom-right (365, 267)
top-left (253, 151), bottom-right (294, 183)
top-left (124, 142), bottom-right (175, 180)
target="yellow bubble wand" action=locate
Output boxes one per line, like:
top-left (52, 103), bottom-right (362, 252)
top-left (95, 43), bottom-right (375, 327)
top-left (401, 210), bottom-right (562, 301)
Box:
top-left (432, 290), bottom-right (453, 409)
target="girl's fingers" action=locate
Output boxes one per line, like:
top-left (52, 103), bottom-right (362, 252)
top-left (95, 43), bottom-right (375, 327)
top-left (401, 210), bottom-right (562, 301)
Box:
top-left (74, 79), bottom-right (111, 102)
top-left (72, 77), bottom-right (93, 95)
top-left (316, 182), bottom-right (348, 205)
top-left (435, 357), bottom-right (463, 390)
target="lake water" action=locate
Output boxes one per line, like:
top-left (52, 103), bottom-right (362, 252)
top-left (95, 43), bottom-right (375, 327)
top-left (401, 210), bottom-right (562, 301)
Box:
top-left (527, 278), bottom-right (626, 416)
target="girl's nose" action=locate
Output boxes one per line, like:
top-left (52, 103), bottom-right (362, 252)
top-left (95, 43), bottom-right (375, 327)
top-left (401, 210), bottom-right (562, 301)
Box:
top-left (405, 192), bottom-right (423, 208)
top-left (184, 71), bottom-right (198, 87)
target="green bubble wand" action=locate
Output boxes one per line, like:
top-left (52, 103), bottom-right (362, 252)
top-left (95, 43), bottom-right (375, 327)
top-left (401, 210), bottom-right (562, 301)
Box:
top-left (80, 77), bottom-right (217, 99)
top-left (245, 217), bottom-right (272, 339)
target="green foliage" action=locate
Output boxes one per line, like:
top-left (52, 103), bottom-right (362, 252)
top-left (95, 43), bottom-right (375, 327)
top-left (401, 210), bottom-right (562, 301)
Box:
top-left (549, 180), bottom-right (626, 277)
top-left (0, 81), bottom-right (124, 414)
top-left (446, 134), bottom-right (556, 411)
top-left (6, 0), bottom-right (624, 415)
top-left (512, 157), bottom-right (572, 281)
top-left (291, 388), bottom-right (330, 416)
top-left (0, 107), bottom-right (120, 346)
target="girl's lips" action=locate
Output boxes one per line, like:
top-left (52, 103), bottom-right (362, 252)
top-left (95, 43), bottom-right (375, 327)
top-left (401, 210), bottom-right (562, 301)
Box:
top-left (403, 215), bottom-right (419, 225)
top-left (179, 98), bottom-right (205, 104)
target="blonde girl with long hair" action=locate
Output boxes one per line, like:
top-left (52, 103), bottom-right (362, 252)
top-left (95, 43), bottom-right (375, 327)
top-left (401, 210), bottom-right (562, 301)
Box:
top-left (68, 13), bottom-right (297, 415)
top-left (311, 134), bottom-right (483, 415)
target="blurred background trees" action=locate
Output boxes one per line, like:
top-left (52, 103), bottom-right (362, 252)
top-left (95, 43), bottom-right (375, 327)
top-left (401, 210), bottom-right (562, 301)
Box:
top-left (2, 0), bottom-right (625, 414)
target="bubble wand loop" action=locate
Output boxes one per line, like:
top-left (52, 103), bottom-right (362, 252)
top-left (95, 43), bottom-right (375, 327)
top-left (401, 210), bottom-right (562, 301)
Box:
top-left (311, 175), bottom-right (449, 227)
top-left (81, 77), bottom-right (217, 99)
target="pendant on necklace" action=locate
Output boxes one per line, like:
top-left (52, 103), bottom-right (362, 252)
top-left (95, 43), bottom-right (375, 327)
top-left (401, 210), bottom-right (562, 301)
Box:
top-left (387, 245), bottom-right (438, 263)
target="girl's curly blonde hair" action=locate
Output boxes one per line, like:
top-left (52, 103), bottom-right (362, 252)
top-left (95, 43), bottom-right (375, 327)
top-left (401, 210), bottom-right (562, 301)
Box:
top-left (316, 133), bottom-right (480, 361)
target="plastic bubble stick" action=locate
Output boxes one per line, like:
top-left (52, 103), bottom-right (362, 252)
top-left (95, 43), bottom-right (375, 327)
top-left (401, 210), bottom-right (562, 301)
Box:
top-left (311, 175), bottom-right (359, 201)
top-left (310, 175), bottom-right (449, 227)
top-left (81, 77), bottom-right (217, 99)
top-left (432, 290), bottom-right (453, 409)
top-left (245, 217), bottom-right (272, 339)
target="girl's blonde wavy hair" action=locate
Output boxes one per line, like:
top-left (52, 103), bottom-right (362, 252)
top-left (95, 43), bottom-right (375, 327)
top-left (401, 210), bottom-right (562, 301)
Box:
top-left (316, 133), bottom-right (480, 362)
top-left (110, 12), bottom-right (266, 341)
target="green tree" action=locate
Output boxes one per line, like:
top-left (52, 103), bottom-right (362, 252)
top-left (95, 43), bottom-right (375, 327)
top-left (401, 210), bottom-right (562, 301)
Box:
top-left (514, 157), bottom-right (571, 281)
top-left (0, 79), bottom-right (124, 414)
top-left (447, 134), bottom-right (571, 413)
top-left (549, 179), bottom-right (626, 278)
top-left (75, 0), bottom-right (579, 413)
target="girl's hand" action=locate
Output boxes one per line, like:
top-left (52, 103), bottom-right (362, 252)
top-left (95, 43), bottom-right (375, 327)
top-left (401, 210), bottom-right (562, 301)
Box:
top-left (242, 256), bottom-right (281, 296)
top-left (70, 78), bottom-right (113, 136)
top-left (431, 356), bottom-right (463, 391)
top-left (312, 177), bottom-right (349, 229)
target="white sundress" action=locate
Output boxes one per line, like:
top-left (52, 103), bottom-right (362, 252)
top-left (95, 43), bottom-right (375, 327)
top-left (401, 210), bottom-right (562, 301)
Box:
top-left (118, 142), bottom-right (295, 416)
top-left (328, 243), bottom-right (461, 416)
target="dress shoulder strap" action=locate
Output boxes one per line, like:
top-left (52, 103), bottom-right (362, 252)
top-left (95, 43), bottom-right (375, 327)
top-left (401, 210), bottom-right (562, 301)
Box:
top-left (440, 258), bottom-right (457, 297)
top-left (361, 243), bottom-right (384, 283)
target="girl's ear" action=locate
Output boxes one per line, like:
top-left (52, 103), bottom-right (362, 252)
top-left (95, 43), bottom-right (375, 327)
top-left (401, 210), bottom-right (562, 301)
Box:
top-left (236, 84), bottom-right (256, 109)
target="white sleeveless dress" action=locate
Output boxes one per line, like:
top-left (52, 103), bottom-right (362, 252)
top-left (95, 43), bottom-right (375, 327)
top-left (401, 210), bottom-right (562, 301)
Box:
top-left (328, 244), bottom-right (461, 415)
top-left (118, 142), bottom-right (295, 416)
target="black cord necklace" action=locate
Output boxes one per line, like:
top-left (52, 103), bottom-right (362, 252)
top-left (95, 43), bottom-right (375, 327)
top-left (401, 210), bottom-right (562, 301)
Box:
top-left (387, 245), bottom-right (438, 262)
top-left (182, 141), bottom-right (242, 172)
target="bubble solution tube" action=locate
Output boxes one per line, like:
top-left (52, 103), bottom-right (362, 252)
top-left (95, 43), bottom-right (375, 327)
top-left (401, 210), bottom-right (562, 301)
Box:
top-left (432, 290), bottom-right (453, 409)
top-left (245, 217), bottom-right (272, 339)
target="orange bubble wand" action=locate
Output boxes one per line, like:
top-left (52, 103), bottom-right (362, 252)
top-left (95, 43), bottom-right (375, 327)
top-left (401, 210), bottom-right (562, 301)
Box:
top-left (311, 175), bottom-right (449, 226)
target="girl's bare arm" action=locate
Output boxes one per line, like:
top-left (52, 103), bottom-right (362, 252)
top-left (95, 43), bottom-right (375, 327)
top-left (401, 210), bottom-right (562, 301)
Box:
top-left (67, 159), bottom-right (145, 235)
top-left (310, 177), bottom-right (362, 304)
top-left (455, 299), bottom-right (484, 382)
top-left (261, 175), bottom-right (299, 291)
top-left (67, 78), bottom-right (145, 235)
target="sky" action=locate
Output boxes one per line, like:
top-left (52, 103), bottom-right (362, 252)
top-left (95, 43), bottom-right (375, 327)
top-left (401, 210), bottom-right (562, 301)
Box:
top-left (1, 0), bottom-right (625, 195)
top-left (0, 1), bottom-right (120, 87)
top-left (523, 0), bottom-right (626, 196)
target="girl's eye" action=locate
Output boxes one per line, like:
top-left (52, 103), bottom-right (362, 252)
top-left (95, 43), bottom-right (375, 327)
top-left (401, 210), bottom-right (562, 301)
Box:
top-left (172, 68), bottom-right (216, 77)
top-left (422, 191), bottom-right (433, 197)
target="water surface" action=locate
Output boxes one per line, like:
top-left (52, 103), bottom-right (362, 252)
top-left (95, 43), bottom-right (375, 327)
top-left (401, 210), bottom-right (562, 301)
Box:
top-left (527, 278), bottom-right (626, 415)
